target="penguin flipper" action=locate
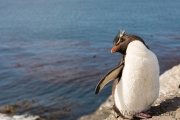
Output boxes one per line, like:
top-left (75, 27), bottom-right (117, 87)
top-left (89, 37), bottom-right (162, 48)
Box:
top-left (95, 63), bottom-right (124, 94)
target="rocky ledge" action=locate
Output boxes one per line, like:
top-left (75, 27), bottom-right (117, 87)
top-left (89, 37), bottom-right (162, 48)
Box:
top-left (79, 64), bottom-right (180, 120)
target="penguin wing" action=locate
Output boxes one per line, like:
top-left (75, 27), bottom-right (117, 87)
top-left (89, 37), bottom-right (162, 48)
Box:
top-left (95, 63), bottom-right (124, 94)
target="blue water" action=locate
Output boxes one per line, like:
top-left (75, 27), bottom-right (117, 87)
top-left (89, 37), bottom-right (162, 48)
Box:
top-left (0, 0), bottom-right (180, 119)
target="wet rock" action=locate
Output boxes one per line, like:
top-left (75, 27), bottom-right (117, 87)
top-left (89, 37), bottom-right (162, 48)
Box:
top-left (0, 105), bottom-right (21, 114)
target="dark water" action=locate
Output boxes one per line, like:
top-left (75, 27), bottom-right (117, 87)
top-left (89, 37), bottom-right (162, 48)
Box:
top-left (0, 0), bottom-right (180, 119)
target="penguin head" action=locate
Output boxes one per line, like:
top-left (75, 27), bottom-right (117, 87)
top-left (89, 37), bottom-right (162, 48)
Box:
top-left (111, 30), bottom-right (148, 54)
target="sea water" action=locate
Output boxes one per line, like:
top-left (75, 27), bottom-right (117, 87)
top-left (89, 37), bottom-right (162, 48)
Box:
top-left (0, 0), bottom-right (180, 119)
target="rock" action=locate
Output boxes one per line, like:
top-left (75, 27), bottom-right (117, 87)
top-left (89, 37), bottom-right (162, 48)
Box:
top-left (78, 64), bottom-right (180, 120)
top-left (78, 96), bottom-right (113, 120)
top-left (159, 64), bottom-right (180, 95)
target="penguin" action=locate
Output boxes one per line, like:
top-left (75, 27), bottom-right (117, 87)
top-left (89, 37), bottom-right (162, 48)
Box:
top-left (95, 30), bottom-right (159, 119)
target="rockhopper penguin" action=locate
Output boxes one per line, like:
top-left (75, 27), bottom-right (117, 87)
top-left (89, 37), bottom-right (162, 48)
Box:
top-left (95, 30), bottom-right (159, 119)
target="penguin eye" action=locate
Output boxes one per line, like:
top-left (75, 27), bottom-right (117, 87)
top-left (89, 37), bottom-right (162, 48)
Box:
top-left (121, 38), bottom-right (124, 42)
top-left (116, 38), bottom-right (124, 45)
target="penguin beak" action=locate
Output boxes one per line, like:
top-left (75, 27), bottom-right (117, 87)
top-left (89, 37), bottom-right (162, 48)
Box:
top-left (111, 46), bottom-right (118, 53)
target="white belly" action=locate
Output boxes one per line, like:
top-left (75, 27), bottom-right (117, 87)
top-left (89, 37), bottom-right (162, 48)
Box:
top-left (114, 41), bottom-right (159, 119)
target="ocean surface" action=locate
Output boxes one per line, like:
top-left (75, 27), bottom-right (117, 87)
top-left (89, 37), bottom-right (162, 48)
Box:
top-left (0, 0), bottom-right (180, 120)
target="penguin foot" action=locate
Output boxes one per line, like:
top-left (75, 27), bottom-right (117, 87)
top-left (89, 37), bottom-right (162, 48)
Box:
top-left (133, 111), bottom-right (151, 119)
